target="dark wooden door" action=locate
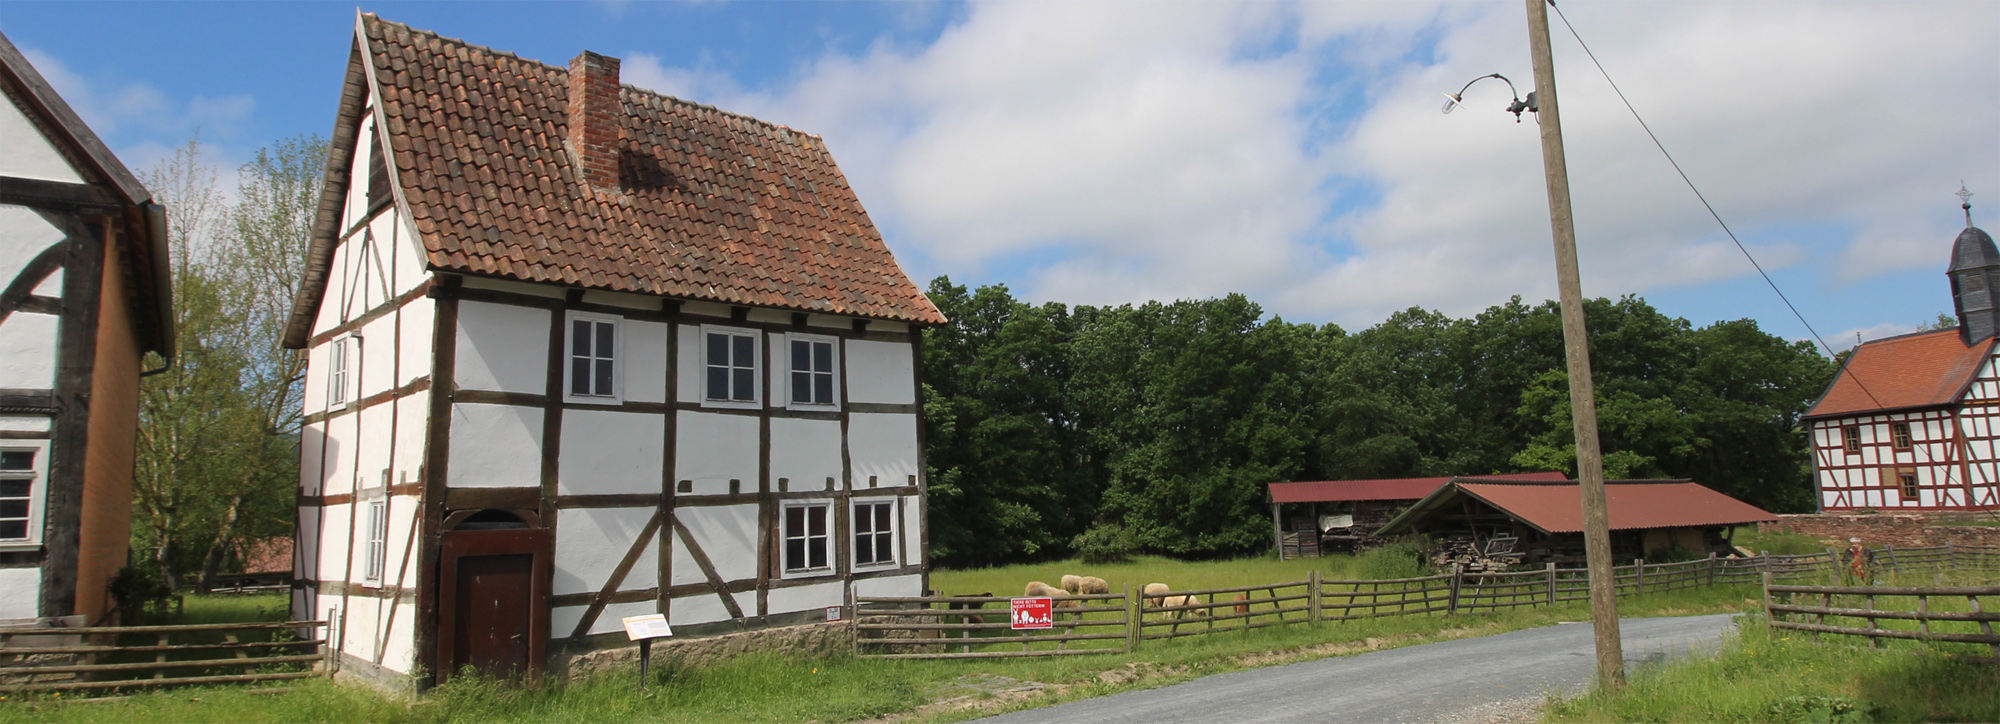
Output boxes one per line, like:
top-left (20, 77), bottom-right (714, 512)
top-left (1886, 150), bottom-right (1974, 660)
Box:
top-left (451, 553), bottom-right (533, 677)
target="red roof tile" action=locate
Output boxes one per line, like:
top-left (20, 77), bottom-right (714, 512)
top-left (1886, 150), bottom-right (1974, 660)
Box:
top-left (1805, 329), bottom-right (1992, 419)
top-left (1268, 472), bottom-right (1567, 504)
top-left (1455, 480), bottom-right (1776, 534)
top-left (297, 16), bottom-right (943, 336)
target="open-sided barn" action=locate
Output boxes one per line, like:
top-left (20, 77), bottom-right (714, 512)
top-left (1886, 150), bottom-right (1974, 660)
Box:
top-left (1374, 478), bottom-right (1776, 569)
top-left (1266, 472), bottom-right (1565, 557)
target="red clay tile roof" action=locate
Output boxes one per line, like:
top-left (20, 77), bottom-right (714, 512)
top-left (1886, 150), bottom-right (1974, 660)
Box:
top-left (287, 15), bottom-right (943, 346)
top-left (1268, 472), bottom-right (1567, 504)
top-left (1378, 480), bottom-right (1777, 535)
top-left (1805, 329), bottom-right (1993, 419)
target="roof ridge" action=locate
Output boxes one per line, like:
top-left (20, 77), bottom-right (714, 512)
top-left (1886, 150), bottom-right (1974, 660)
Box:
top-left (362, 14), bottom-right (820, 142)
top-left (1855, 327), bottom-right (1966, 347)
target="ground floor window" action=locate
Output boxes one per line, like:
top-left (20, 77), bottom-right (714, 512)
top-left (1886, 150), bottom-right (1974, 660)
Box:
top-left (1893, 467), bottom-right (1918, 501)
top-left (0, 448), bottom-right (42, 543)
top-left (853, 499), bottom-right (895, 567)
top-left (783, 502), bottom-right (830, 574)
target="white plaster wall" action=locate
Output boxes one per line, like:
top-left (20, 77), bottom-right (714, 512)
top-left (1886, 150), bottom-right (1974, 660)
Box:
top-left (350, 404), bottom-right (396, 495)
top-left (0, 416), bottom-right (49, 432)
top-left (903, 497), bottom-right (922, 565)
top-left (675, 325), bottom-right (701, 403)
top-left (390, 218), bottom-right (428, 298)
top-left (340, 595), bottom-right (386, 662)
top-left (553, 600), bottom-right (657, 638)
top-left (312, 235), bottom-right (352, 336)
top-left (766, 581), bottom-right (842, 615)
top-left (675, 411), bottom-right (758, 496)
top-left (317, 504), bottom-right (355, 585)
top-left (853, 574), bottom-right (922, 599)
top-left (769, 418), bottom-right (841, 491)
top-left (358, 314), bottom-right (398, 399)
top-left (845, 340), bottom-right (914, 405)
top-left (0, 102), bottom-right (83, 183)
top-left (0, 313), bottom-right (57, 389)
top-left (0, 206), bottom-right (65, 294)
top-left (301, 341), bottom-right (327, 413)
top-left (320, 413), bottom-right (360, 498)
top-left (447, 403), bottom-right (544, 488)
top-left (669, 591), bottom-right (732, 627)
top-left (31, 269), bottom-right (60, 297)
top-left (849, 413), bottom-right (919, 488)
top-left (553, 507), bottom-right (658, 595)
top-left (623, 320), bottom-right (668, 404)
top-left (455, 301), bottom-right (550, 394)
top-left (296, 510), bottom-right (321, 585)
top-left (343, 115), bottom-right (374, 230)
top-left (392, 395), bottom-right (429, 489)
top-left (0, 568), bottom-right (40, 619)
top-left (559, 410), bottom-right (663, 495)
top-left (300, 421), bottom-right (329, 497)
top-left (397, 297), bottom-right (434, 388)
top-left (675, 505), bottom-right (759, 582)
top-left (377, 600), bottom-right (418, 674)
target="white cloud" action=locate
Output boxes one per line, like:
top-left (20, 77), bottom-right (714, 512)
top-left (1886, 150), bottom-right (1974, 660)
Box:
top-left (19, 47), bottom-right (257, 175)
top-left (614, 1), bottom-right (1999, 328)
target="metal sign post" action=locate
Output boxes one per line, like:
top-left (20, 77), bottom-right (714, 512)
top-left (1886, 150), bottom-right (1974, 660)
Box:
top-left (621, 613), bottom-right (674, 690)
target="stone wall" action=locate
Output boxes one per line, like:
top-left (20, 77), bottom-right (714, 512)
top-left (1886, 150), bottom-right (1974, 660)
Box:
top-left (552, 621), bottom-right (853, 679)
top-left (1759, 513), bottom-right (2000, 548)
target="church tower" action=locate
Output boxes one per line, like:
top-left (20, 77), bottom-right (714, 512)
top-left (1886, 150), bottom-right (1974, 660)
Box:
top-left (1949, 187), bottom-right (2000, 345)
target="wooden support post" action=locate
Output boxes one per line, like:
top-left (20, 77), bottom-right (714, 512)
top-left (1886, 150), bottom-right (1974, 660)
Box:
top-left (1447, 566), bottom-right (1463, 615)
top-left (1760, 571), bottom-right (1773, 624)
top-left (1547, 562), bottom-right (1558, 606)
top-left (1864, 592), bottom-right (1878, 648)
top-left (1634, 559), bottom-right (1644, 596)
top-left (1272, 502), bottom-right (1285, 559)
top-left (1125, 584), bottom-right (1138, 653)
top-left (1885, 545), bottom-right (1899, 574)
top-left (1917, 594), bottom-right (1929, 639)
top-left (1969, 594), bottom-right (1999, 662)
top-left (1310, 570), bottom-right (1323, 626)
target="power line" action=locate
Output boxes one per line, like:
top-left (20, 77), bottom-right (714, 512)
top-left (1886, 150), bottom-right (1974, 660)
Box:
top-left (1546, 1), bottom-right (1887, 410)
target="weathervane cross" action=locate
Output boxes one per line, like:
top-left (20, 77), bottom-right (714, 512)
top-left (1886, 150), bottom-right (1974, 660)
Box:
top-left (1961, 183), bottom-right (1976, 225)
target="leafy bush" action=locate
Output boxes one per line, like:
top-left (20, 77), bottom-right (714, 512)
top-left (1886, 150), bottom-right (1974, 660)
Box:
top-left (1353, 538), bottom-right (1433, 579)
top-left (1071, 523), bottom-right (1138, 564)
top-left (110, 565), bottom-right (174, 616)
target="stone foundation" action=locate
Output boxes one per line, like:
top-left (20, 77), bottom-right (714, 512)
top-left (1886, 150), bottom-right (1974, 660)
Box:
top-left (552, 621), bottom-right (854, 679)
top-left (1759, 513), bottom-right (2000, 548)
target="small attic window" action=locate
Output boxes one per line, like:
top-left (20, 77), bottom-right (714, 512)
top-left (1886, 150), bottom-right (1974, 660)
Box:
top-left (366, 135), bottom-right (392, 213)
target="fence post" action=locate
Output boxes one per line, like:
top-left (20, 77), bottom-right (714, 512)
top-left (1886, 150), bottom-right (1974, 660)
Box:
top-left (1447, 566), bottom-right (1463, 615)
top-left (1310, 570), bottom-right (1323, 626)
top-left (1125, 584), bottom-right (1138, 653)
top-left (1634, 558), bottom-right (1645, 596)
top-left (1947, 542), bottom-right (1956, 568)
top-left (1825, 547), bottom-right (1841, 582)
top-left (1545, 562), bottom-right (1557, 606)
top-left (847, 587), bottom-right (858, 657)
top-left (1761, 550), bottom-right (1771, 581)
top-left (1760, 571), bottom-right (1773, 623)
top-left (1706, 553), bottom-right (1717, 588)
top-left (1885, 544), bottom-right (1899, 573)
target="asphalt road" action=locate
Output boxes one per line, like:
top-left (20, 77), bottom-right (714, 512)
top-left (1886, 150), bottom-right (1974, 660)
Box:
top-left (970, 614), bottom-right (1740, 724)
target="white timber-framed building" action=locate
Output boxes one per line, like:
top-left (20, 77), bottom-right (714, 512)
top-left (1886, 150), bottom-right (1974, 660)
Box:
top-left (287, 15), bottom-right (945, 688)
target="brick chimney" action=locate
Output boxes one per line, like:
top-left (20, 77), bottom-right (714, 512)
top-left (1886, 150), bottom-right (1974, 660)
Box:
top-left (566, 51), bottom-right (622, 192)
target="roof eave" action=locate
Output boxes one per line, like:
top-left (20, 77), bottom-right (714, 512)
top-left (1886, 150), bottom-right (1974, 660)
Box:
top-left (281, 24), bottom-right (373, 350)
top-left (0, 31), bottom-right (151, 206)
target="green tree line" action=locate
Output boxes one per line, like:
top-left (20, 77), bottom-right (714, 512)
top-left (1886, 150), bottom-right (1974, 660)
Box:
top-left (921, 278), bottom-right (1837, 568)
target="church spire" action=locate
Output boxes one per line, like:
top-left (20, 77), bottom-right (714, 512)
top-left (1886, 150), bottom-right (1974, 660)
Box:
top-left (1949, 185), bottom-right (2000, 345)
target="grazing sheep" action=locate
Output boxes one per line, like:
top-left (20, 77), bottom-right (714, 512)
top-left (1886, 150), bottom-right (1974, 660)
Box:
top-left (1024, 581), bottom-right (1075, 607)
top-left (1077, 576), bottom-right (1110, 596)
top-left (1143, 583), bottom-right (1171, 610)
top-left (1060, 574), bottom-right (1084, 594)
top-left (1160, 594), bottom-right (1197, 620)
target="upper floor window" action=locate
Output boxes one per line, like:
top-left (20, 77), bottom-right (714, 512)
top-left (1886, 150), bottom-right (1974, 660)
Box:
top-left (704, 326), bottom-right (759, 406)
top-left (853, 499), bottom-right (895, 568)
top-left (1841, 426), bottom-right (1861, 455)
top-left (788, 334), bottom-right (838, 408)
top-left (782, 501), bottom-right (830, 575)
top-left (1889, 422), bottom-right (1912, 450)
top-left (0, 448), bottom-right (42, 544)
top-left (567, 313), bottom-right (620, 401)
top-left (328, 337), bottom-right (351, 407)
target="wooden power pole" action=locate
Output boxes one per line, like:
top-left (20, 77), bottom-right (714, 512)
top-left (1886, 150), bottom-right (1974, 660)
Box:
top-left (1524, 0), bottom-right (1625, 688)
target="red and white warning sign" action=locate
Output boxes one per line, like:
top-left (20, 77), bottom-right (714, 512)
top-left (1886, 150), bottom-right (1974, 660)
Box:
top-left (1010, 596), bottom-right (1053, 630)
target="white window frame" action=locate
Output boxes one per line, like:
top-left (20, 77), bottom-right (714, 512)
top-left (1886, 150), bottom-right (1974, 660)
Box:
top-left (700, 324), bottom-right (761, 410)
top-left (362, 499), bottom-right (388, 583)
top-left (564, 312), bottom-right (624, 404)
top-left (326, 336), bottom-right (353, 408)
top-left (0, 443), bottom-right (47, 550)
top-left (780, 500), bottom-right (833, 578)
top-left (851, 497), bottom-right (897, 569)
top-left (784, 332), bottom-right (841, 411)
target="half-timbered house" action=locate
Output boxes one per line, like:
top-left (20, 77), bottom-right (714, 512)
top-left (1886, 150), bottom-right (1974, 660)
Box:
top-left (287, 15), bottom-right (944, 688)
top-left (0, 31), bottom-right (175, 625)
top-left (1803, 196), bottom-right (2000, 512)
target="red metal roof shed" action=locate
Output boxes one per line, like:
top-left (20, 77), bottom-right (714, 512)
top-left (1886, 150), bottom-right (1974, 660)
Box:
top-left (1377, 479), bottom-right (1777, 536)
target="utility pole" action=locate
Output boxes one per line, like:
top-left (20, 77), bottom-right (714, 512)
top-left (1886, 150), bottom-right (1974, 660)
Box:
top-left (1524, 0), bottom-right (1624, 688)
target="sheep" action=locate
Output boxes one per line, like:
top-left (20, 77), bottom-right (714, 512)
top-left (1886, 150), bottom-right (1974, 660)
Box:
top-left (1077, 576), bottom-right (1110, 596)
top-left (1024, 580), bottom-right (1075, 607)
top-left (1142, 583), bottom-right (1171, 610)
top-left (1060, 574), bottom-right (1084, 594)
top-left (1159, 594), bottom-right (1197, 620)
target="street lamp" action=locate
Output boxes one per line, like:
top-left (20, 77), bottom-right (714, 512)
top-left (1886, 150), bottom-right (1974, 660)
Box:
top-left (1439, 0), bottom-right (1627, 691)
top-left (1440, 73), bottom-right (1537, 122)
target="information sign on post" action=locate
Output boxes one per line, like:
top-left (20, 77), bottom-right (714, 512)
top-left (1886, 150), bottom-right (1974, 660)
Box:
top-left (1010, 597), bottom-right (1053, 630)
top-left (622, 614), bottom-right (674, 689)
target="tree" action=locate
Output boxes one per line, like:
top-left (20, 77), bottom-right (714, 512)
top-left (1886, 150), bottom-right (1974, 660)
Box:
top-left (1916, 312), bottom-right (1957, 332)
top-left (132, 135), bottom-right (325, 590)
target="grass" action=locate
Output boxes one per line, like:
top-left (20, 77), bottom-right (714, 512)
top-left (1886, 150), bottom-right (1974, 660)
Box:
top-left (1735, 526), bottom-right (1838, 556)
top-left (1, 553), bottom-right (1770, 724)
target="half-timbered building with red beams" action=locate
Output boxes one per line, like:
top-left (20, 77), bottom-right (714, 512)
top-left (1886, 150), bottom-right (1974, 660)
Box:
top-left (1803, 198), bottom-right (2000, 512)
top-left (286, 15), bottom-right (944, 689)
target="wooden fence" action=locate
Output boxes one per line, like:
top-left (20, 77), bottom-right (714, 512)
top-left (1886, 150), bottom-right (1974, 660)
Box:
top-left (1764, 578), bottom-right (2000, 662)
top-left (0, 620), bottom-right (327, 696)
top-left (854, 545), bottom-right (1998, 659)
top-left (852, 590), bottom-right (1132, 659)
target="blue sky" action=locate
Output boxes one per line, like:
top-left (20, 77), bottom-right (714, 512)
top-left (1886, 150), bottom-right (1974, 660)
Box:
top-left (5, 1), bottom-right (1994, 350)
